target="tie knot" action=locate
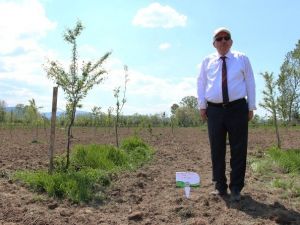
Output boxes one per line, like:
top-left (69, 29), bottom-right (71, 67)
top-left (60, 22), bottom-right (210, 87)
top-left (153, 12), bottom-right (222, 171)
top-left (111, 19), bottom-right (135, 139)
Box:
top-left (220, 56), bottom-right (226, 61)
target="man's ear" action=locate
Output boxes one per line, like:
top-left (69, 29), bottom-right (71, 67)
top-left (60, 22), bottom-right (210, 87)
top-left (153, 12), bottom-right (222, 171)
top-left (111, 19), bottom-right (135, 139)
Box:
top-left (213, 41), bottom-right (216, 48)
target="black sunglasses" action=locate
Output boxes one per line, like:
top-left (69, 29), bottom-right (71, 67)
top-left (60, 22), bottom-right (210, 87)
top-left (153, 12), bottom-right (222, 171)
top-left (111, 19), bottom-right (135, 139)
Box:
top-left (215, 36), bottom-right (231, 42)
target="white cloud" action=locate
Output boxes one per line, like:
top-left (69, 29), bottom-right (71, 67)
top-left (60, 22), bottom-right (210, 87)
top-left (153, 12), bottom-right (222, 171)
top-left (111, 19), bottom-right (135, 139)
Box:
top-left (99, 64), bottom-right (195, 101)
top-left (0, 0), bottom-right (57, 109)
top-left (159, 42), bottom-right (171, 50)
top-left (0, 0), bottom-right (56, 54)
top-left (0, 1), bottom-right (193, 116)
top-left (0, 82), bottom-right (52, 108)
top-left (0, 0), bottom-right (56, 86)
top-left (83, 61), bottom-right (196, 115)
top-left (132, 2), bottom-right (187, 28)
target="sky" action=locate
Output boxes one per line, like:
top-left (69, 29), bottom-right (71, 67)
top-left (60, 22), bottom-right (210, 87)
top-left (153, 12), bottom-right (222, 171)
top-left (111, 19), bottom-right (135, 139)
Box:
top-left (1, 0), bottom-right (300, 117)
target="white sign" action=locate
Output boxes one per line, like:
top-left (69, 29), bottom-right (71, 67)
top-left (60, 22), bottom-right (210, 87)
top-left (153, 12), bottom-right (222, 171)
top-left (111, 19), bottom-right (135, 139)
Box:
top-left (176, 172), bottom-right (200, 198)
top-left (176, 172), bottom-right (200, 187)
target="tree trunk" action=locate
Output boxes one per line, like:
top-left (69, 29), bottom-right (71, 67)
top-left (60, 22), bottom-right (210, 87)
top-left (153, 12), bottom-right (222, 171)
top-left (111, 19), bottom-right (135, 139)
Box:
top-left (66, 124), bottom-right (72, 169)
top-left (66, 107), bottom-right (76, 169)
top-left (35, 123), bottom-right (38, 142)
top-left (274, 113), bottom-right (281, 149)
top-left (115, 115), bottom-right (119, 147)
top-left (9, 110), bottom-right (13, 139)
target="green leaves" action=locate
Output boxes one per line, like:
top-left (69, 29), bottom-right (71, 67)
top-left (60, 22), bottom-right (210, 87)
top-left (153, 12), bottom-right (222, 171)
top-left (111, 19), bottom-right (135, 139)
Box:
top-left (45, 20), bottom-right (111, 114)
top-left (63, 20), bottom-right (84, 44)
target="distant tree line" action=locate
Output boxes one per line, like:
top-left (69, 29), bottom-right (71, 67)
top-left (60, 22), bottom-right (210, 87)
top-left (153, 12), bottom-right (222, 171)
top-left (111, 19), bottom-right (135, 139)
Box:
top-left (0, 95), bottom-right (294, 130)
top-left (0, 100), bottom-right (46, 126)
top-left (0, 96), bottom-right (199, 128)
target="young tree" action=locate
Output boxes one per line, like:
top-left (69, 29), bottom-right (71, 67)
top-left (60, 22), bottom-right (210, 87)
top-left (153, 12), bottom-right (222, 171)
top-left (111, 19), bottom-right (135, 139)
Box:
top-left (0, 100), bottom-right (6, 123)
top-left (25, 99), bottom-right (43, 143)
top-left (113, 65), bottom-right (129, 147)
top-left (176, 96), bottom-right (200, 127)
top-left (171, 103), bottom-right (179, 115)
top-left (277, 46), bottom-right (300, 124)
top-left (175, 106), bottom-right (199, 127)
top-left (45, 20), bottom-right (111, 169)
top-left (259, 72), bottom-right (281, 148)
top-left (170, 103), bottom-right (179, 133)
top-left (91, 106), bottom-right (102, 136)
top-left (9, 109), bottom-right (14, 139)
top-left (180, 96), bottom-right (198, 109)
top-left (15, 104), bottom-right (26, 123)
top-left (105, 106), bottom-right (114, 134)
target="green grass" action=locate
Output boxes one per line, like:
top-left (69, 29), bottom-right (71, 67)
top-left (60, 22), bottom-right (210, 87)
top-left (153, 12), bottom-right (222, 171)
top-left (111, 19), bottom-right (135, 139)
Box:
top-left (71, 144), bottom-right (129, 171)
top-left (250, 146), bottom-right (300, 198)
top-left (13, 136), bottom-right (154, 203)
top-left (267, 147), bottom-right (300, 173)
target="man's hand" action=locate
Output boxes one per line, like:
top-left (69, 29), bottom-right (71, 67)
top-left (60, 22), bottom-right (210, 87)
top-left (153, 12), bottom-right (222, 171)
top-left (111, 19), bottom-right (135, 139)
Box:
top-left (248, 110), bottom-right (254, 121)
top-left (200, 109), bottom-right (207, 121)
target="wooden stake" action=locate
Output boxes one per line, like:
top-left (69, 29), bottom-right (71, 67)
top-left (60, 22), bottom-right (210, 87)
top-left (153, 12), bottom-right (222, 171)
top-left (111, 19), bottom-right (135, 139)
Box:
top-left (48, 86), bottom-right (58, 174)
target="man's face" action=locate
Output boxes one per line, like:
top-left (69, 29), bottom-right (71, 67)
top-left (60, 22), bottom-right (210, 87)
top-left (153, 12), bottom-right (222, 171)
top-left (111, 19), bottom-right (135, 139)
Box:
top-left (213, 31), bottom-right (233, 56)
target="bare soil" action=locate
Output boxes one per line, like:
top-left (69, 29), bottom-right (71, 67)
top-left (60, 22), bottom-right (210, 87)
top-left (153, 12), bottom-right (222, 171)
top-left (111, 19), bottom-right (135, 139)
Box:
top-left (0, 127), bottom-right (300, 225)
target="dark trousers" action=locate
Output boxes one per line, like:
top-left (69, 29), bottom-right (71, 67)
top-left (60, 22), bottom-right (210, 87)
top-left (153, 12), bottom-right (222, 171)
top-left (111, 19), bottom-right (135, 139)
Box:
top-left (207, 99), bottom-right (249, 192)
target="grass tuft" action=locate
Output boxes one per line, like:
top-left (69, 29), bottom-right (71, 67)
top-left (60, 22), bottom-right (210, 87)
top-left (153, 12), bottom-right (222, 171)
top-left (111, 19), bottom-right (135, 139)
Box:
top-left (71, 144), bottom-right (128, 171)
top-left (14, 168), bottom-right (110, 202)
top-left (250, 159), bottom-right (273, 174)
top-left (120, 136), bottom-right (154, 168)
top-left (120, 136), bottom-right (148, 153)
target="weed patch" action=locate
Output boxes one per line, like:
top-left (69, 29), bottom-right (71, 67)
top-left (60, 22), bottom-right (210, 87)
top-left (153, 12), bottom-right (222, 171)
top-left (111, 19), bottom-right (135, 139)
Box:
top-left (267, 147), bottom-right (300, 173)
top-left (250, 146), bottom-right (300, 199)
top-left (13, 136), bottom-right (154, 203)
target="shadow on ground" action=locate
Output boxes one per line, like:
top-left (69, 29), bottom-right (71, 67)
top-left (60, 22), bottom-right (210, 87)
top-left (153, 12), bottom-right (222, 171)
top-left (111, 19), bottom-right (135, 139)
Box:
top-left (224, 195), bottom-right (300, 225)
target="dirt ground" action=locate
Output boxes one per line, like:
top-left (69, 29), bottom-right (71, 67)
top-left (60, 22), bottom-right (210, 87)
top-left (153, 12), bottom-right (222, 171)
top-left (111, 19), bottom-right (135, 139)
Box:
top-left (0, 126), bottom-right (300, 225)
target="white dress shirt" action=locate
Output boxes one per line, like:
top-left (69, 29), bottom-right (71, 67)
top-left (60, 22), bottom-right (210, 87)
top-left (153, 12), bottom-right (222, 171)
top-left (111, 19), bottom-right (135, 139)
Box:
top-left (197, 50), bottom-right (256, 110)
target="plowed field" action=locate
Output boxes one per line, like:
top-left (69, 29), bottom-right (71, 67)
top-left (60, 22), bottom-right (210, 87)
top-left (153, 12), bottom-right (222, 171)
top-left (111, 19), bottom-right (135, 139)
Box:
top-left (0, 127), bottom-right (299, 225)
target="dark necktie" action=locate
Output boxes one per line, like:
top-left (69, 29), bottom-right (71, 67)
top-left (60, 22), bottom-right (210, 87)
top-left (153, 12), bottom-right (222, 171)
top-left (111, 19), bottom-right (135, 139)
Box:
top-left (221, 56), bottom-right (229, 104)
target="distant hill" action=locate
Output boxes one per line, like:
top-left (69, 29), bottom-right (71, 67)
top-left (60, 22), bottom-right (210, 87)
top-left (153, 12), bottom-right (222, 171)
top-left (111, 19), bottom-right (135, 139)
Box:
top-left (41, 111), bottom-right (65, 119)
top-left (43, 110), bottom-right (89, 119)
top-left (5, 107), bottom-right (89, 119)
top-left (4, 106), bottom-right (16, 112)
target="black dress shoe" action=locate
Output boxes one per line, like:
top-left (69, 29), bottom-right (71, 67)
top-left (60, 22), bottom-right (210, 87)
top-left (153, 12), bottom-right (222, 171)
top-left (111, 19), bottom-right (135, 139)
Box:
top-left (230, 190), bottom-right (241, 201)
top-left (210, 189), bottom-right (228, 196)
